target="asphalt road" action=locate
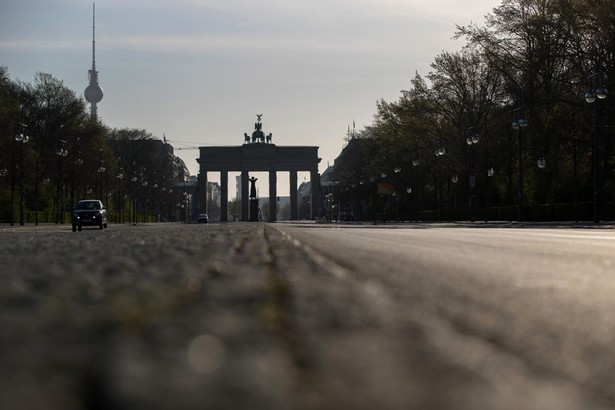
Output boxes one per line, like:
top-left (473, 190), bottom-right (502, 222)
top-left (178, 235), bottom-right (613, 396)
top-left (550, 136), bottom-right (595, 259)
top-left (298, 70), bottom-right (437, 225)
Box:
top-left (275, 223), bottom-right (615, 409)
top-left (2, 222), bottom-right (615, 409)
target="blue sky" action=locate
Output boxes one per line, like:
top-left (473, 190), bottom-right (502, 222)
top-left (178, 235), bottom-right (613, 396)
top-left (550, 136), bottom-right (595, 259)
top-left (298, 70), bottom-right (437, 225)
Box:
top-left (1, 0), bottom-right (500, 195)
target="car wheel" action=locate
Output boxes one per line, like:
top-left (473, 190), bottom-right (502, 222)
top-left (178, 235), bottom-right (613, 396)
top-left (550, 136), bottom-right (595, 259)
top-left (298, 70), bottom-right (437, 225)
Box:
top-left (72, 224), bottom-right (76, 232)
top-left (78, 225), bottom-right (82, 231)
top-left (103, 223), bottom-right (108, 228)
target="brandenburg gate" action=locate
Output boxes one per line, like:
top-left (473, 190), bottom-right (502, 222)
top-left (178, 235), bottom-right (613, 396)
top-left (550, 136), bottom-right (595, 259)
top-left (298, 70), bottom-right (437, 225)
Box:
top-left (197, 116), bottom-right (321, 222)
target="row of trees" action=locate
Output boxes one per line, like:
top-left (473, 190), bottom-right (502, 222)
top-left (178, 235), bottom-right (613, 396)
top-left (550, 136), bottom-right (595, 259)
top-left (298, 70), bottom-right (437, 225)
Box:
top-left (0, 68), bottom-right (188, 225)
top-left (332, 0), bottom-right (614, 222)
top-left (3, 0), bottom-right (612, 224)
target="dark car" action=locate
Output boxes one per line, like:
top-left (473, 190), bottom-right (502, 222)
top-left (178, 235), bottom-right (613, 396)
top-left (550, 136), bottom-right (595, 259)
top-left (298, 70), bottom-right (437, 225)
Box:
top-left (71, 200), bottom-right (108, 231)
top-left (197, 213), bottom-right (208, 223)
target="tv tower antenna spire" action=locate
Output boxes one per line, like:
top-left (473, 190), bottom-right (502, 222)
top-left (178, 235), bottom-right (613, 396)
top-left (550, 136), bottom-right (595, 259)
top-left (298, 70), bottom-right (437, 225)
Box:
top-left (84, 2), bottom-right (103, 121)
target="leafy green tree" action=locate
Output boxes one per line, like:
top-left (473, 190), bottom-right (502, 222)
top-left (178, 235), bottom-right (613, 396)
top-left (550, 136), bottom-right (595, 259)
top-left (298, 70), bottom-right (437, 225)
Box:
top-left (456, 0), bottom-right (613, 217)
top-left (227, 198), bottom-right (241, 220)
top-left (0, 66), bottom-right (22, 223)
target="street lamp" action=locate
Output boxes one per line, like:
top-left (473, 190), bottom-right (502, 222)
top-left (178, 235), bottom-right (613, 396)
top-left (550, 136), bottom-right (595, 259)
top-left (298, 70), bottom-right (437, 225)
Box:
top-left (392, 166), bottom-right (402, 220)
top-left (412, 138), bottom-right (421, 166)
top-left (411, 140), bottom-right (422, 221)
top-left (142, 177), bottom-right (149, 223)
top-left (15, 106), bottom-right (29, 225)
top-left (56, 146), bottom-right (68, 157)
top-left (56, 139), bottom-right (69, 224)
top-left (97, 160), bottom-right (106, 199)
top-left (434, 142), bottom-right (445, 219)
top-left (14, 120), bottom-right (29, 143)
top-left (183, 191), bottom-right (190, 223)
top-left (14, 132), bottom-right (29, 143)
top-left (131, 171), bottom-right (138, 225)
top-left (585, 47), bottom-right (608, 223)
top-left (537, 157), bottom-right (546, 169)
top-left (512, 103), bottom-right (528, 222)
top-left (116, 167), bottom-right (124, 224)
top-left (466, 128), bottom-right (479, 146)
top-left (466, 127), bottom-right (480, 221)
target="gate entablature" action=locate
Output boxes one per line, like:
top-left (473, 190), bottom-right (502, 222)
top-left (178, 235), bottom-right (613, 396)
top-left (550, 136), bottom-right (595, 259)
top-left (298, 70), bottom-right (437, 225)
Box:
top-left (198, 145), bottom-right (320, 172)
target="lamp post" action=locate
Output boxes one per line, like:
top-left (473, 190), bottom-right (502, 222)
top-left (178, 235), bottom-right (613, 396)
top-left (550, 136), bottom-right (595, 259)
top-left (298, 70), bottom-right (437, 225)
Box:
top-left (325, 192), bottom-right (333, 222)
top-left (394, 166), bottom-right (402, 220)
top-left (15, 107), bottom-right (29, 226)
top-left (116, 166), bottom-right (124, 224)
top-left (153, 179), bottom-right (159, 222)
top-left (183, 191), bottom-right (190, 224)
top-left (434, 143), bottom-right (445, 220)
top-left (412, 147), bottom-right (421, 222)
top-left (55, 139), bottom-right (68, 224)
top-left (379, 170), bottom-right (389, 222)
top-left (447, 173), bottom-right (458, 213)
top-left (97, 149), bottom-right (106, 199)
top-left (466, 127), bottom-right (479, 221)
top-left (487, 163), bottom-right (495, 177)
top-left (142, 177), bottom-right (148, 223)
top-left (584, 47), bottom-right (608, 223)
top-left (512, 104), bottom-right (528, 222)
top-left (406, 187), bottom-right (412, 221)
top-left (97, 162), bottom-right (106, 198)
top-left (131, 171), bottom-right (138, 225)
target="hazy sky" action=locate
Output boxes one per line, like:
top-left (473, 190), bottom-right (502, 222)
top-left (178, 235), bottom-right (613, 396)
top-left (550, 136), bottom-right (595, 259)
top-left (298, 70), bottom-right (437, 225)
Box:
top-left (1, 0), bottom-right (500, 195)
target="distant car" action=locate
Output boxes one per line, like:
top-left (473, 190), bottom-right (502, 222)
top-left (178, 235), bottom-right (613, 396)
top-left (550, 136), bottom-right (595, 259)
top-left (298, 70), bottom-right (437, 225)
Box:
top-left (197, 213), bottom-right (208, 224)
top-left (71, 200), bottom-right (108, 231)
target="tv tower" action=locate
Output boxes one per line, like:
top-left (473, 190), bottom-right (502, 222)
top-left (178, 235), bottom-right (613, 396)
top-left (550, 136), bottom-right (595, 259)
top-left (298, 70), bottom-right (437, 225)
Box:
top-left (84, 3), bottom-right (103, 121)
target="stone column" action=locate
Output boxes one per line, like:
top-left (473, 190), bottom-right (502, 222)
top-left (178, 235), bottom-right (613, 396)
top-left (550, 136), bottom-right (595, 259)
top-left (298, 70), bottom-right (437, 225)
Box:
top-left (201, 171), bottom-right (208, 216)
top-left (310, 168), bottom-right (320, 219)
top-left (220, 170), bottom-right (228, 222)
top-left (269, 170), bottom-right (277, 222)
top-left (289, 170), bottom-right (298, 220)
top-left (241, 171), bottom-right (249, 222)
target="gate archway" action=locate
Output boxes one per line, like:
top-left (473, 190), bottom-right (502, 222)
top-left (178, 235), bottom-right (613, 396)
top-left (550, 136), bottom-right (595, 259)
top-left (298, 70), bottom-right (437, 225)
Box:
top-left (197, 117), bottom-right (321, 222)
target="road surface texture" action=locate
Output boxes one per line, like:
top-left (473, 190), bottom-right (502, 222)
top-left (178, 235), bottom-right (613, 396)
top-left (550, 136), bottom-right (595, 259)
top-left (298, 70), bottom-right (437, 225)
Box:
top-left (2, 221), bottom-right (615, 409)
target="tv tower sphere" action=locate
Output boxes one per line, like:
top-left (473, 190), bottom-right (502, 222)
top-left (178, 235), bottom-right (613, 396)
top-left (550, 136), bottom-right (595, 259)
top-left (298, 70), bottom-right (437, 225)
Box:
top-left (85, 83), bottom-right (103, 103)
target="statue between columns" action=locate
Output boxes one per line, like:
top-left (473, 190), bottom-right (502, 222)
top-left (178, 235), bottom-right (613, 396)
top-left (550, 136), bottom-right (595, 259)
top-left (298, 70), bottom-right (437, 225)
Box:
top-left (249, 176), bottom-right (259, 221)
top-left (249, 176), bottom-right (257, 199)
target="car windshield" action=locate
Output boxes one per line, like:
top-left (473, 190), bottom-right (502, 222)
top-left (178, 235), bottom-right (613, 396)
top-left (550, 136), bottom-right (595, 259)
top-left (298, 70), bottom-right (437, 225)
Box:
top-left (76, 201), bottom-right (100, 210)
